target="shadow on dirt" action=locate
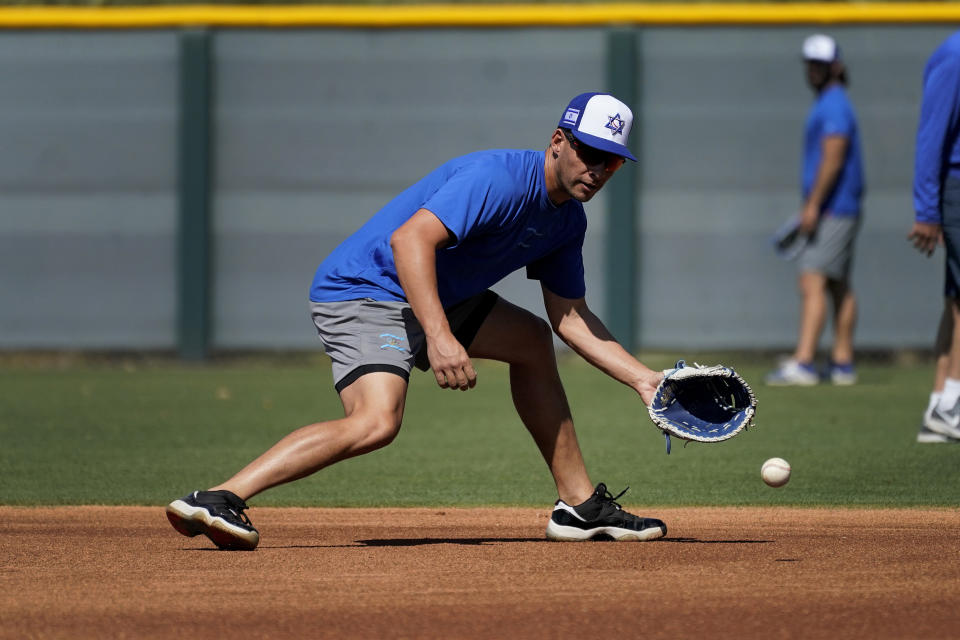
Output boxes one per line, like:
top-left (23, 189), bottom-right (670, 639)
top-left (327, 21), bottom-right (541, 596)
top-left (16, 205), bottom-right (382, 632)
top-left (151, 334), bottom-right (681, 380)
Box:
top-left (190, 536), bottom-right (771, 550)
top-left (357, 537), bottom-right (546, 546)
top-left (664, 537), bottom-right (771, 544)
top-left (349, 536), bottom-right (770, 546)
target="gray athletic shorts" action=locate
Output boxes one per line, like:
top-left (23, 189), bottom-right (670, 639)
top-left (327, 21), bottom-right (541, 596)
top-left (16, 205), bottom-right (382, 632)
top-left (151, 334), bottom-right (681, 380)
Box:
top-left (310, 290), bottom-right (499, 393)
top-left (797, 214), bottom-right (860, 281)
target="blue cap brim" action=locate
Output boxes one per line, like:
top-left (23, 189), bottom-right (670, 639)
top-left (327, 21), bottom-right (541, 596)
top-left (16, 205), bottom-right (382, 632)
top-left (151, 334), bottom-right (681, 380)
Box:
top-left (570, 129), bottom-right (637, 162)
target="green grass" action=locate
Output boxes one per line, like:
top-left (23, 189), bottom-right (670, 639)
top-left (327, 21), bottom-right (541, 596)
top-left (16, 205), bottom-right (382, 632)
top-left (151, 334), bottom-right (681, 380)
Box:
top-left (1, 353), bottom-right (957, 508)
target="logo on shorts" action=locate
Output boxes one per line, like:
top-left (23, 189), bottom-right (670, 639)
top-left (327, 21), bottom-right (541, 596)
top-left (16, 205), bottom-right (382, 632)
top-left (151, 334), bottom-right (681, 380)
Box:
top-left (379, 333), bottom-right (407, 352)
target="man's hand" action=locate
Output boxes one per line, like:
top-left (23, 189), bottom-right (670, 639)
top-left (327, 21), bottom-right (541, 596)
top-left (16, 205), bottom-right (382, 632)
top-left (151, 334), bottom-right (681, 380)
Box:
top-left (636, 370), bottom-right (664, 406)
top-left (908, 221), bottom-right (942, 257)
top-left (799, 201), bottom-right (820, 235)
top-left (426, 331), bottom-right (477, 391)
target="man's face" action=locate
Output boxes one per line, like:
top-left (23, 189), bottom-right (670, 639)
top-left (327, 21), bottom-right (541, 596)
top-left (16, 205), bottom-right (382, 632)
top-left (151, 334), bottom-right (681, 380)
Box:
top-left (805, 60), bottom-right (830, 90)
top-left (554, 129), bottom-right (625, 202)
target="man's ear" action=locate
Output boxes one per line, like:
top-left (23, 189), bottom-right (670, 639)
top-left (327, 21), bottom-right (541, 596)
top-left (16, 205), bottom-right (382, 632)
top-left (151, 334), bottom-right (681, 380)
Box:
top-left (551, 128), bottom-right (565, 148)
top-left (550, 128), bottom-right (564, 158)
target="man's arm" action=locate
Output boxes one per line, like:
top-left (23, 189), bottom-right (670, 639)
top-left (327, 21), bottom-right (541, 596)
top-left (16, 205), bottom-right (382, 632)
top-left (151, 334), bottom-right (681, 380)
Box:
top-left (800, 135), bottom-right (848, 234)
top-left (908, 55), bottom-right (960, 256)
top-left (913, 56), bottom-right (960, 226)
top-left (391, 209), bottom-right (477, 390)
top-left (541, 285), bottom-right (662, 405)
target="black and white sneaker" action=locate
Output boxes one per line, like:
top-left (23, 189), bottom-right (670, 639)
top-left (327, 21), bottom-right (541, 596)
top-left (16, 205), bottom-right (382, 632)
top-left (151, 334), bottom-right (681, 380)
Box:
top-left (918, 407), bottom-right (960, 443)
top-left (925, 403), bottom-right (960, 440)
top-left (545, 483), bottom-right (666, 542)
top-left (917, 423), bottom-right (957, 443)
top-left (166, 490), bottom-right (260, 550)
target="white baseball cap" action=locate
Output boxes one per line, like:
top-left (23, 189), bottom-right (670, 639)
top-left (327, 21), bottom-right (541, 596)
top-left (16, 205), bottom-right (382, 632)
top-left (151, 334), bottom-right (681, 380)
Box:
top-left (558, 92), bottom-right (637, 161)
top-left (802, 34), bottom-right (840, 63)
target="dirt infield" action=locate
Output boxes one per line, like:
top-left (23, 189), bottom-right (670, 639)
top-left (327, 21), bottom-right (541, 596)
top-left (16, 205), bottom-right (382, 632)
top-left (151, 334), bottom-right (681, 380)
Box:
top-left (1, 506), bottom-right (958, 639)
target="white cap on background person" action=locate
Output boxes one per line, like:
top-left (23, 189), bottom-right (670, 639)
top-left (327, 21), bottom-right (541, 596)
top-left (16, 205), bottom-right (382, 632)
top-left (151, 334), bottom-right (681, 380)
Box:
top-left (802, 34), bottom-right (841, 63)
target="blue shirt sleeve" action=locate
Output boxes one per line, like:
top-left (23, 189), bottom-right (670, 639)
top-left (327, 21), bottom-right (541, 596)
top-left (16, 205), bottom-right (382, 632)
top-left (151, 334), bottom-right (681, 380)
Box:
top-left (821, 93), bottom-right (854, 138)
top-left (420, 162), bottom-right (517, 245)
top-left (914, 52), bottom-right (960, 223)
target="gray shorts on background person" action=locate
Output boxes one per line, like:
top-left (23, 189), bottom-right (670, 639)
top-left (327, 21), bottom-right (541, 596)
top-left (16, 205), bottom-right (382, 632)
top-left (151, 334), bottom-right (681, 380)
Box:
top-left (798, 214), bottom-right (860, 281)
top-left (311, 291), bottom-right (499, 393)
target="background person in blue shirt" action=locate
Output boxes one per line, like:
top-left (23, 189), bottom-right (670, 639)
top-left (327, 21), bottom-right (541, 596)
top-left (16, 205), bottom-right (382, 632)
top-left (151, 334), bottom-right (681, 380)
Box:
top-left (165, 93), bottom-right (670, 550)
top-left (908, 30), bottom-right (960, 444)
top-left (767, 34), bottom-right (864, 386)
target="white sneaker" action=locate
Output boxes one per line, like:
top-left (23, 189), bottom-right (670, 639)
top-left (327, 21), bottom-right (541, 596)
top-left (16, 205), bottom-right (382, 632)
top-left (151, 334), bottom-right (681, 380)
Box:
top-left (917, 424), bottom-right (957, 443)
top-left (918, 406), bottom-right (956, 442)
top-left (925, 403), bottom-right (960, 439)
top-left (765, 359), bottom-right (819, 386)
top-left (829, 363), bottom-right (857, 386)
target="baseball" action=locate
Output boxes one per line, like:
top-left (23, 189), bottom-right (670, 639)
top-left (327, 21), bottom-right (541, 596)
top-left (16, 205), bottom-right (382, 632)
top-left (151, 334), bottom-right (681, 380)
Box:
top-left (761, 457), bottom-right (791, 487)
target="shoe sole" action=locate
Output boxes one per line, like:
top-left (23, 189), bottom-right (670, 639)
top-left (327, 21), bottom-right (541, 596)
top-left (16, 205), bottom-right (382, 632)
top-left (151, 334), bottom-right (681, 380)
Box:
top-left (917, 433), bottom-right (954, 443)
top-left (165, 500), bottom-right (259, 551)
top-left (923, 416), bottom-right (960, 439)
top-left (544, 519), bottom-right (666, 542)
top-left (917, 425), bottom-right (958, 443)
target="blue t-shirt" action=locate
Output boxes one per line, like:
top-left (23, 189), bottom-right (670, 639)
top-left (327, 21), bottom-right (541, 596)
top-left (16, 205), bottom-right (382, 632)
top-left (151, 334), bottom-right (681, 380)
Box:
top-left (309, 149), bottom-right (587, 308)
top-left (914, 30), bottom-right (960, 224)
top-left (802, 85), bottom-right (864, 217)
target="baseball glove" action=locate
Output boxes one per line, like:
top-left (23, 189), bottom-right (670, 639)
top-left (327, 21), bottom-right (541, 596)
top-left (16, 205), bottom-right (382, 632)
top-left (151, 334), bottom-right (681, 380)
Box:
top-left (647, 360), bottom-right (757, 454)
top-left (771, 215), bottom-right (808, 261)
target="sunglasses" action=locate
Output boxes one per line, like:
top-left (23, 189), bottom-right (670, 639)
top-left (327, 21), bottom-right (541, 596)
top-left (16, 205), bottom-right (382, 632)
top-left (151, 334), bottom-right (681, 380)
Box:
top-left (562, 129), bottom-right (626, 172)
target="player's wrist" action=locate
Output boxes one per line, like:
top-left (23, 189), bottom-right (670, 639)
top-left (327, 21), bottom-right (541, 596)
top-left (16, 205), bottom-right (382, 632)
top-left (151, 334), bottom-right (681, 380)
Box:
top-left (630, 369), bottom-right (662, 398)
top-left (423, 324), bottom-right (454, 341)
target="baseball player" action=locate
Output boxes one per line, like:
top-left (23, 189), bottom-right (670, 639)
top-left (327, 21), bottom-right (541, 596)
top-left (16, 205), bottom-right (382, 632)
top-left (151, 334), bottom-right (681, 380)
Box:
top-left (166, 92), bottom-right (669, 550)
top-left (766, 34), bottom-right (864, 386)
top-left (908, 30), bottom-right (960, 443)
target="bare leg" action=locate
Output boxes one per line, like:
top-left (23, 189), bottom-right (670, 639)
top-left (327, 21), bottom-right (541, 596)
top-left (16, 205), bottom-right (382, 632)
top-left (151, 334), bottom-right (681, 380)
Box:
top-left (932, 299), bottom-right (960, 417)
top-left (933, 354), bottom-right (951, 393)
top-left (211, 373), bottom-right (408, 501)
top-left (467, 299), bottom-right (594, 506)
top-left (946, 298), bottom-right (960, 380)
top-left (828, 278), bottom-right (857, 364)
top-left (794, 271), bottom-right (828, 363)
top-left (932, 302), bottom-right (954, 392)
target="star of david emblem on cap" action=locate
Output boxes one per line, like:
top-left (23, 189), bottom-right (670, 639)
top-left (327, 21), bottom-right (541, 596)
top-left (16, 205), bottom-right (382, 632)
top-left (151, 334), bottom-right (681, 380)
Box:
top-left (605, 113), bottom-right (625, 136)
